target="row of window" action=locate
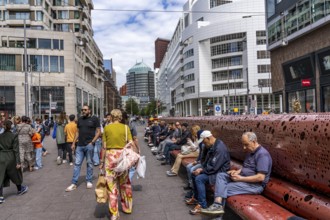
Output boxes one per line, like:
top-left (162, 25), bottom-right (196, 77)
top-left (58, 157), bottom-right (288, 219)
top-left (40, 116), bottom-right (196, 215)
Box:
top-left (184, 73), bottom-right (195, 82)
top-left (213, 82), bottom-right (244, 91)
top-left (211, 42), bottom-right (244, 56)
top-left (257, 50), bottom-right (271, 59)
top-left (210, 0), bottom-right (233, 8)
top-left (183, 61), bottom-right (194, 71)
top-left (212, 69), bottom-right (243, 82)
top-left (1, 38), bottom-right (64, 50)
top-left (268, 0), bottom-right (330, 45)
top-left (257, 64), bottom-right (271, 73)
top-left (210, 32), bottom-right (246, 44)
top-left (183, 49), bottom-right (194, 59)
top-left (212, 56), bottom-right (242, 69)
top-left (0, 54), bottom-right (65, 73)
top-left (185, 86), bottom-right (195, 94)
top-left (258, 79), bottom-right (271, 87)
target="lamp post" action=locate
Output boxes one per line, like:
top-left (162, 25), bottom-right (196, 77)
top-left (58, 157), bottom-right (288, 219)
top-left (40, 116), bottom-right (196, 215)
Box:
top-left (24, 19), bottom-right (29, 116)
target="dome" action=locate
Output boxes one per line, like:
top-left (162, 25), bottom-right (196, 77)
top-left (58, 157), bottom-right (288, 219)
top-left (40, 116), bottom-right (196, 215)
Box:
top-left (128, 62), bottom-right (152, 74)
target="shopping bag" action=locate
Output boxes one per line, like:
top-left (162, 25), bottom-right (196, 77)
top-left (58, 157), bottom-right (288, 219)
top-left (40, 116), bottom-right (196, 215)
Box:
top-left (95, 173), bottom-right (108, 203)
top-left (136, 155), bottom-right (146, 179)
top-left (113, 142), bottom-right (140, 174)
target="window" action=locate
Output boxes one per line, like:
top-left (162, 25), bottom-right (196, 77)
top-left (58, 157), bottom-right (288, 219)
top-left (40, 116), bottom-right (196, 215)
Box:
top-left (211, 42), bottom-right (243, 56)
top-left (183, 49), bottom-right (194, 59)
top-left (185, 86), bottom-right (195, 94)
top-left (210, 0), bottom-right (232, 8)
top-left (212, 69), bottom-right (242, 81)
top-left (43, 55), bottom-right (49, 72)
top-left (9, 0), bottom-right (29, 3)
top-left (30, 55), bottom-right (42, 71)
top-left (213, 82), bottom-right (243, 91)
top-left (257, 65), bottom-right (271, 73)
top-left (267, 0), bottom-right (275, 18)
top-left (58, 11), bottom-right (69, 19)
top-left (36, 11), bottom-right (43, 21)
top-left (184, 73), bottom-right (195, 82)
top-left (38, 38), bottom-right (51, 49)
top-left (211, 32), bottom-right (246, 44)
top-left (0, 54), bottom-right (15, 71)
top-left (183, 61), bottom-right (194, 71)
top-left (60, 40), bottom-right (64, 50)
top-left (212, 56), bottom-right (242, 69)
top-left (74, 11), bottom-right (80, 19)
top-left (50, 56), bottom-right (58, 72)
top-left (35, 0), bottom-right (42, 6)
top-left (257, 50), bottom-right (271, 59)
top-left (8, 12), bottom-right (30, 20)
top-left (74, 24), bottom-right (80, 32)
top-left (258, 79), bottom-right (271, 87)
top-left (288, 89), bottom-right (315, 113)
top-left (59, 56), bottom-right (64, 72)
top-left (184, 13), bottom-right (189, 28)
top-left (323, 86), bottom-right (330, 112)
top-left (53, 39), bottom-right (59, 49)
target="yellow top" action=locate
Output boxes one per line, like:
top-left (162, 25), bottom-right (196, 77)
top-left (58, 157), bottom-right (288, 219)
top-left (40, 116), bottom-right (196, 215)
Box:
top-left (64, 122), bottom-right (77, 143)
top-left (103, 123), bottom-right (132, 149)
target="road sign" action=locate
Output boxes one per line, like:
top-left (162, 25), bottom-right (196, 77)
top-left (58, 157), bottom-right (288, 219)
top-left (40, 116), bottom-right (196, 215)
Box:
top-left (251, 100), bottom-right (257, 108)
top-left (214, 104), bottom-right (222, 116)
top-left (50, 102), bottom-right (57, 110)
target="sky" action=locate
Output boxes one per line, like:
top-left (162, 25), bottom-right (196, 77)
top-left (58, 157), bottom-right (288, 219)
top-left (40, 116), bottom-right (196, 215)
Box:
top-left (91, 0), bottom-right (187, 88)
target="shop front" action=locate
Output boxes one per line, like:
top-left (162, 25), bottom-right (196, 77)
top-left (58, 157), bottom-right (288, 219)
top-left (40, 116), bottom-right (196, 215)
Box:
top-left (317, 47), bottom-right (330, 112)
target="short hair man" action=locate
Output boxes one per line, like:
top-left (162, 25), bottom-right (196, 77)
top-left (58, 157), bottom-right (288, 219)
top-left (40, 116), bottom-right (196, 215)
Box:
top-left (64, 114), bottom-right (77, 166)
top-left (66, 105), bottom-right (101, 191)
top-left (201, 132), bottom-right (272, 215)
top-left (186, 130), bottom-right (230, 215)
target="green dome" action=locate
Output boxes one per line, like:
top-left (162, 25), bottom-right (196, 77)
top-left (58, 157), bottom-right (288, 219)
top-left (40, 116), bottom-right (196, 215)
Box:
top-left (128, 62), bottom-right (152, 74)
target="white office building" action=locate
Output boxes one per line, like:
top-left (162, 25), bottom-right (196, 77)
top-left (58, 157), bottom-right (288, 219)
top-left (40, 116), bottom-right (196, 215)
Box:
top-left (157, 0), bottom-right (272, 116)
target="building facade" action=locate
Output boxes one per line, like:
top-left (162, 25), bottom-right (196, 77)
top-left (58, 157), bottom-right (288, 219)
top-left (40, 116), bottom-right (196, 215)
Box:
top-left (126, 62), bottom-right (155, 109)
top-left (119, 83), bottom-right (127, 96)
top-left (266, 0), bottom-right (330, 113)
top-left (157, 0), bottom-right (272, 116)
top-left (0, 0), bottom-right (104, 118)
top-left (154, 38), bottom-right (170, 69)
top-left (103, 59), bottom-right (120, 114)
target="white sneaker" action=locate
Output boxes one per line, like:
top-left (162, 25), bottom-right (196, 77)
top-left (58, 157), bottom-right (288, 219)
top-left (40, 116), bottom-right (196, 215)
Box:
top-left (62, 160), bottom-right (67, 164)
top-left (150, 147), bottom-right (157, 151)
top-left (65, 184), bottom-right (77, 192)
top-left (56, 156), bottom-right (62, 165)
top-left (69, 162), bottom-right (73, 166)
top-left (86, 182), bottom-right (93, 189)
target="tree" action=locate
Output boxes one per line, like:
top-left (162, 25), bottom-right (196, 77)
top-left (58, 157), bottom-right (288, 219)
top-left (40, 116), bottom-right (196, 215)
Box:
top-left (139, 108), bottom-right (146, 116)
top-left (125, 98), bottom-right (139, 115)
top-left (145, 100), bottom-right (157, 116)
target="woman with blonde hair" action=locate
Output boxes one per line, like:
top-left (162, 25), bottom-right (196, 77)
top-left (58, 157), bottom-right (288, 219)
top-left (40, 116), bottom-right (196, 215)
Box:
top-left (166, 125), bottom-right (201, 177)
top-left (99, 109), bottom-right (133, 220)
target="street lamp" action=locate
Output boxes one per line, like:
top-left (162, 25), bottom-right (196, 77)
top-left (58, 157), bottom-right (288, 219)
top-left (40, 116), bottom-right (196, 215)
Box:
top-left (254, 84), bottom-right (264, 113)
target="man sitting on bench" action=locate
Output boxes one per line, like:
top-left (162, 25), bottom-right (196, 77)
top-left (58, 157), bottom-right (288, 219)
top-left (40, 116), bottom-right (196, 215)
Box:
top-left (201, 131), bottom-right (272, 215)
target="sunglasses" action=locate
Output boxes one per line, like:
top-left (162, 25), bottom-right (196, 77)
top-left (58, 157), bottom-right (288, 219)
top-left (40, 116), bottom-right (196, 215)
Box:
top-left (81, 109), bottom-right (89, 111)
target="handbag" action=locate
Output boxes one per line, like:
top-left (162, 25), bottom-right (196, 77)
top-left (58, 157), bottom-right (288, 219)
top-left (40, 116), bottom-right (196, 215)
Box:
top-left (181, 139), bottom-right (197, 155)
top-left (113, 125), bottom-right (140, 174)
top-left (95, 172), bottom-right (108, 203)
top-left (136, 155), bottom-right (146, 179)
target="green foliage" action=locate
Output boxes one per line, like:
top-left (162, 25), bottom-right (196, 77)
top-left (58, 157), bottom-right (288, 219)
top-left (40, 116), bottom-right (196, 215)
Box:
top-left (145, 100), bottom-right (157, 116)
top-left (125, 98), bottom-right (139, 115)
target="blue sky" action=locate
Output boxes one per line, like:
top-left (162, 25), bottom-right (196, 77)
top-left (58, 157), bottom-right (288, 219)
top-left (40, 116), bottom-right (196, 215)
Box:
top-left (92, 0), bottom-right (187, 87)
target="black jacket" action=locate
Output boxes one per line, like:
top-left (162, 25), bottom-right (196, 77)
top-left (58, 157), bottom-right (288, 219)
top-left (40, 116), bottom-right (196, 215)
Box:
top-left (176, 129), bottom-right (191, 146)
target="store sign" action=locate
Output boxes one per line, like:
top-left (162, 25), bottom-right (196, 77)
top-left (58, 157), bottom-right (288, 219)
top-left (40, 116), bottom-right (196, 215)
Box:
top-left (301, 79), bottom-right (311, 87)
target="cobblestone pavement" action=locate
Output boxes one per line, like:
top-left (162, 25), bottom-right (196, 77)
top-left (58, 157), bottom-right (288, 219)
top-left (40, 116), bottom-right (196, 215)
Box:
top-left (0, 126), bottom-right (241, 220)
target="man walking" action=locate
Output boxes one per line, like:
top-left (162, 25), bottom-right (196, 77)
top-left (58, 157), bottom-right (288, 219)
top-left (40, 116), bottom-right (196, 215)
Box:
top-left (65, 105), bottom-right (101, 191)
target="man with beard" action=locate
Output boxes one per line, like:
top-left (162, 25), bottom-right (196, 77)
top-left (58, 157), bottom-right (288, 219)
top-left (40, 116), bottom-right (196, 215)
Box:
top-left (65, 105), bottom-right (101, 191)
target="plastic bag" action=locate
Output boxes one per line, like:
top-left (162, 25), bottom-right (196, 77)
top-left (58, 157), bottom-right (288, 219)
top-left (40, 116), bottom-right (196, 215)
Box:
top-left (136, 155), bottom-right (146, 179)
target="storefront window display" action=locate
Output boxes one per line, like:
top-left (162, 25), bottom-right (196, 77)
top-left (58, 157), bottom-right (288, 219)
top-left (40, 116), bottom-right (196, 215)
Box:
top-left (288, 89), bottom-right (315, 113)
top-left (322, 86), bottom-right (330, 112)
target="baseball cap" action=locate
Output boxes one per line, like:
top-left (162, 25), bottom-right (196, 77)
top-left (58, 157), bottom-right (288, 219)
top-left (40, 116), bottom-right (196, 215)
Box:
top-left (197, 130), bottom-right (212, 144)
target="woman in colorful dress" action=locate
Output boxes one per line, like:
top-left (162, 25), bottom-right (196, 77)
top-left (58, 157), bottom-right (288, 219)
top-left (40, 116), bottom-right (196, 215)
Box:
top-left (100, 109), bottom-right (133, 220)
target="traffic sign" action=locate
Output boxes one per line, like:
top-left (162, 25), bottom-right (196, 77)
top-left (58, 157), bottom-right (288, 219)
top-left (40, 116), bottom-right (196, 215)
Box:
top-left (50, 102), bottom-right (57, 110)
top-left (214, 104), bottom-right (222, 116)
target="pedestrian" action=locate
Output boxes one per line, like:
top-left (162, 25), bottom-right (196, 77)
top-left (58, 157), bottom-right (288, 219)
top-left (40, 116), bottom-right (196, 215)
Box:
top-left (17, 116), bottom-right (34, 172)
top-left (201, 132), bottom-right (272, 215)
top-left (0, 120), bottom-right (28, 204)
top-left (99, 109), bottom-right (134, 220)
top-left (31, 129), bottom-right (43, 170)
top-left (65, 105), bottom-right (101, 191)
top-left (54, 111), bottom-right (67, 165)
top-left (64, 114), bottom-right (77, 166)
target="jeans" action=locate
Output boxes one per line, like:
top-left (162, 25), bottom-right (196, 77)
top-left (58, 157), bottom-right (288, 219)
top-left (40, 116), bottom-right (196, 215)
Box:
top-left (186, 163), bottom-right (203, 187)
top-left (164, 143), bottom-right (181, 163)
top-left (93, 138), bottom-right (102, 166)
top-left (71, 144), bottom-right (94, 185)
top-left (34, 148), bottom-right (43, 168)
top-left (192, 173), bottom-right (209, 208)
top-left (215, 173), bottom-right (264, 199)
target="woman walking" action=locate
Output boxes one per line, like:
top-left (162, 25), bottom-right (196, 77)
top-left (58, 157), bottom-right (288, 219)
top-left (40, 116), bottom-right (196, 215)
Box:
top-left (17, 116), bottom-right (34, 171)
top-left (100, 109), bottom-right (133, 220)
top-left (0, 120), bottom-right (28, 204)
top-left (55, 112), bottom-right (67, 165)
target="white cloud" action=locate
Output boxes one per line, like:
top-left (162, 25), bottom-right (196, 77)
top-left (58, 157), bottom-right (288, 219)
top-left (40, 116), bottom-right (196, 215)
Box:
top-left (92, 0), bottom-right (187, 88)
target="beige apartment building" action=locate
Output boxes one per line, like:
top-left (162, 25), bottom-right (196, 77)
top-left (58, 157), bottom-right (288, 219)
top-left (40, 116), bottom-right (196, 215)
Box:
top-left (0, 0), bottom-right (104, 118)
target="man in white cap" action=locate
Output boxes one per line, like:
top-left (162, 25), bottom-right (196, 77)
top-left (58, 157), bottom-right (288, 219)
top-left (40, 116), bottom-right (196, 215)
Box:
top-left (186, 130), bottom-right (230, 215)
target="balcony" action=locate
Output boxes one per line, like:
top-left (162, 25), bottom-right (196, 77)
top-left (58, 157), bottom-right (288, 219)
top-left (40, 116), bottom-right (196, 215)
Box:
top-left (82, 18), bottom-right (92, 31)
top-left (5, 18), bottom-right (31, 26)
top-left (5, 3), bottom-right (30, 11)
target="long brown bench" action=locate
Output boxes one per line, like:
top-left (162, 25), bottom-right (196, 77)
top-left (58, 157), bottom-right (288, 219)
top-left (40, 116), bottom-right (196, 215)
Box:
top-left (170, 150), bottom-right (295, 219)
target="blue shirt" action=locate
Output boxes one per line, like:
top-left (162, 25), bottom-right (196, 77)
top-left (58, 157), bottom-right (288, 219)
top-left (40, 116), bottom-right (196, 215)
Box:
top-left (241, 146), bottom-right (272, 187)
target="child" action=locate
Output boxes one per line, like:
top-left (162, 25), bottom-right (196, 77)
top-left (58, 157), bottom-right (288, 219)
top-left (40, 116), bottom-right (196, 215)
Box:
top-left (32, 129), bottom-right (42, 170)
